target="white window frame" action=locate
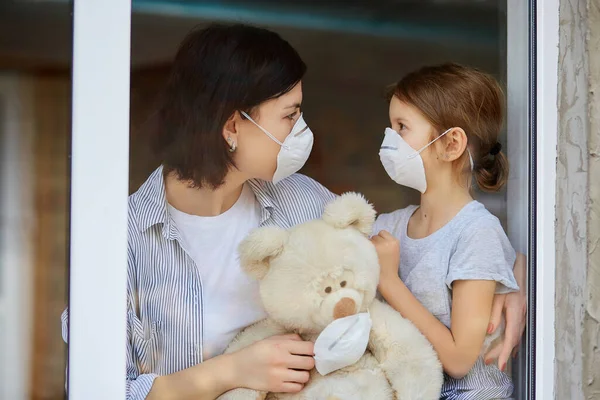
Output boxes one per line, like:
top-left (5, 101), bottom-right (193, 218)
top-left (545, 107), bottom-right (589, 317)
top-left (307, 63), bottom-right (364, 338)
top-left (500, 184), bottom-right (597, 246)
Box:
top-left (534, 0), bottom-right (559, 399)
top-left (67, 0), bottom-right (132, 399)
top-left (64, 1), bottom-right (559, 398)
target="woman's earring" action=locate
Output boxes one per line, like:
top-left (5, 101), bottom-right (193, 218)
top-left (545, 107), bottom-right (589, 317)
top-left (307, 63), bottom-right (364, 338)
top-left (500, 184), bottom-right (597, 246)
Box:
top-left (227, 137), bottom-right (237, 153)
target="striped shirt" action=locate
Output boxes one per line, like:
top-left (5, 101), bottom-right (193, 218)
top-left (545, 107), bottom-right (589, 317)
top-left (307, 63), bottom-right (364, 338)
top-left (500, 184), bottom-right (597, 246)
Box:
top-left (61, 166), bottom-right (336, 400)
top-left (440, 359), bottom-right (514, 400)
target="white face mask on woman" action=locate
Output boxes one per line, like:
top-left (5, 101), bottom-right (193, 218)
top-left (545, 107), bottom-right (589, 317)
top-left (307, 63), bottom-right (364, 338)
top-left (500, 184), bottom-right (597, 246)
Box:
top-left (241, 111), bottom-right (314, 184)
top-left (379, 127), bottom-right (474, 193)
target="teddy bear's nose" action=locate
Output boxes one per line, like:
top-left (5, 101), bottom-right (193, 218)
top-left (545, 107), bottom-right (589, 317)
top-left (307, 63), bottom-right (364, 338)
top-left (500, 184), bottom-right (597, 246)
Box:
top-left (333, 297), bottom-right (356, 319)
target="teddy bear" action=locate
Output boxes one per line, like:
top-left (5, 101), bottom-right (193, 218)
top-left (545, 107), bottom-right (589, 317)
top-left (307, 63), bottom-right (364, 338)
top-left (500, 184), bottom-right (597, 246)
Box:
top-left (218, 192), bottom-right (444, 400)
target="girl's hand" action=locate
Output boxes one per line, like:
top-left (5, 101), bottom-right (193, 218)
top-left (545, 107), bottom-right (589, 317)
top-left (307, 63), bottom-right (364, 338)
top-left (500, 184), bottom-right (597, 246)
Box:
top-left (232, 334), bottom-right (315, 393)
top-left (370, 230), bottom-right (401, 287)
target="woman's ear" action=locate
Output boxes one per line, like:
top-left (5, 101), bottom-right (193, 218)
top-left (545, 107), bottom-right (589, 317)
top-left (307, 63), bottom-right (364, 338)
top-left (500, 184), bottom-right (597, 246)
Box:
top-left (441, 127), bottom-right (468, 162)
top-left (222, 112), bottom-right (240, 150)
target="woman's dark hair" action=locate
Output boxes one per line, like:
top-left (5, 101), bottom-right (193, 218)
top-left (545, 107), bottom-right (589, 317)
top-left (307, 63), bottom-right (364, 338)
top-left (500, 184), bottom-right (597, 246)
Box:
top-left (151, 23), bottom-right (307, 188)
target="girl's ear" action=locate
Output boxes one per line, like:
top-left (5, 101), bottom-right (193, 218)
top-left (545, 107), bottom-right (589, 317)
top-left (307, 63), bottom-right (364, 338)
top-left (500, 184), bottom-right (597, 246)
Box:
top-left (441, 127), bottom-right (468, 162)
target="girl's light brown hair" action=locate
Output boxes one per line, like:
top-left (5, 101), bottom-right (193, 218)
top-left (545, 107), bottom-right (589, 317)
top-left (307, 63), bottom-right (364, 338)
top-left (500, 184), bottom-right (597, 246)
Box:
top-left (387, 63), bottom-right (509, 192)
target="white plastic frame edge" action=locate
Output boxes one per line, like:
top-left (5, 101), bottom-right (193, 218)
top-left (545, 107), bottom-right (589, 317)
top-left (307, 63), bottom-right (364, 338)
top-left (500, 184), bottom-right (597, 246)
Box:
top-left (68, 0), bottom-right (132, 399)
top-left (535, 0), bottom-right (558, 399)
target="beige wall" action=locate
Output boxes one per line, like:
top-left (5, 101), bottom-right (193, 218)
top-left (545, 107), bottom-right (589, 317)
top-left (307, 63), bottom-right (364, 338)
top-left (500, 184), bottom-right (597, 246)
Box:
top-left (556, 0), bottom-right (600, 399)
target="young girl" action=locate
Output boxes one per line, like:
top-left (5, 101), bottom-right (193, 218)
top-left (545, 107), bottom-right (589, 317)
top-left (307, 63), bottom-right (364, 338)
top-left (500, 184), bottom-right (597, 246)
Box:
top-left (371, 63), bottom-right (519, 400)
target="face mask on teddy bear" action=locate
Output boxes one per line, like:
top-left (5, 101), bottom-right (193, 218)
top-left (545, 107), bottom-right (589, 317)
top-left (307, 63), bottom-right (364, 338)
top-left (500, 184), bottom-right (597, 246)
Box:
top-left (313, 310), bottom-right (372, 375)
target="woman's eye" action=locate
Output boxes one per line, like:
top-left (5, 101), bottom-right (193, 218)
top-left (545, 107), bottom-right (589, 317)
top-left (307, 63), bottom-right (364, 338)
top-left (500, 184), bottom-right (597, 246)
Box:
top-left (287, 111), bottom-right (298, 120)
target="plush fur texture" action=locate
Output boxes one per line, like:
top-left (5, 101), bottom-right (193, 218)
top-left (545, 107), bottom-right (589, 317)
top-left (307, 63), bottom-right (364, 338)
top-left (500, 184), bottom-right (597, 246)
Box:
top-left (219, 193), bottom-right (444, 400)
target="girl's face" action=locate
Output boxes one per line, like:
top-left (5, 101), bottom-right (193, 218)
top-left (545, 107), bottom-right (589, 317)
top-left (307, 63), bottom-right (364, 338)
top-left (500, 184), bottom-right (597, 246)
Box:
top-left (388, 96), bottom-right (442, 173)
top-left (225, 82), bottom-right (304, 182)
top-left (387, 95), bottom-right (470, 190)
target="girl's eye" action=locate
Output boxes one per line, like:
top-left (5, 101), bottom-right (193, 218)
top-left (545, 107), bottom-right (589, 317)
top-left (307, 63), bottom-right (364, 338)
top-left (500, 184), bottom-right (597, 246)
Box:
top-left (398, 123), bottom-right (406, 131)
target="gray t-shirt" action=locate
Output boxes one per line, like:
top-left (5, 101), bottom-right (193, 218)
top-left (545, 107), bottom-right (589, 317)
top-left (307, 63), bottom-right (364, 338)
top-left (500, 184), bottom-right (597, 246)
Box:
top-left (373, 200), bottom-right (518, 399)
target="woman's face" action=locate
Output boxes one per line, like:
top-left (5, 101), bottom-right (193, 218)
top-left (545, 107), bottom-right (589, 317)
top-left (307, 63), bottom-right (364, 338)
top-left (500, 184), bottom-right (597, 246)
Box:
top-left (228, 82), bottom-right (304, 182)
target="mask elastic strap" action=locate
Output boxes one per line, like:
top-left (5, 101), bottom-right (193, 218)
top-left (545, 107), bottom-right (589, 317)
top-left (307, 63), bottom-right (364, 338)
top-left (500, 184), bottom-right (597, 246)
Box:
top-left (241, 111), bottom-right (290, 150)
top-left (409, 128), bottom-right (474, 171)
top-left (409, 127), bottom-right (453, 159)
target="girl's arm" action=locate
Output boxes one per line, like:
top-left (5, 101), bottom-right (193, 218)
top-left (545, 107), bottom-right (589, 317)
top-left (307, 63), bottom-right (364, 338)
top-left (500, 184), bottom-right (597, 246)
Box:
top-left (379, 275), bottom-right (495, 379)
top-left (371, 230), bottom-right (496, 379)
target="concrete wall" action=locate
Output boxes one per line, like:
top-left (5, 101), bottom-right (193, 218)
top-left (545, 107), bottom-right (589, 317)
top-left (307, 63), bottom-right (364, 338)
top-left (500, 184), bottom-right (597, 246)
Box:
top-left (582, 1), bottom-right (600, 399)
top-left (556, 0), bottom-right (600, 399)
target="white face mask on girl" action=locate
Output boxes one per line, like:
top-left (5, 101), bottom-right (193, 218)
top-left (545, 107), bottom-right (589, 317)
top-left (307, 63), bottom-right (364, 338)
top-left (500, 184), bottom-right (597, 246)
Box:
top-left (241, 111), bottom-right (314, 184)
top-left (379, 127), bottom-right (474, 193)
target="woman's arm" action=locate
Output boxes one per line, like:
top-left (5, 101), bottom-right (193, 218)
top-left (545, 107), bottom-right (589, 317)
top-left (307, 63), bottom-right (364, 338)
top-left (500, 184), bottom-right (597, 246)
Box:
top-left (147, 353), bottom-right (238, 400)
top-left (147, 334), bottom-right (314, 400)
top-left (371, 231), bottom-right (497, 379)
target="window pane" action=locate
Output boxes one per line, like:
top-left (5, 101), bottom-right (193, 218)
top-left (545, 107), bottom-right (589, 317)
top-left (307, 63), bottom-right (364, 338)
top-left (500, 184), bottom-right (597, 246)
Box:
top-left (129, 1), bottom-right (531, 399)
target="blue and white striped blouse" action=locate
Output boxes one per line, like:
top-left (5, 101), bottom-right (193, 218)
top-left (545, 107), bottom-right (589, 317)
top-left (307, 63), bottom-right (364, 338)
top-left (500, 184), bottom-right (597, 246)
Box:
top-left (61, 166), bottom-right (336, 400)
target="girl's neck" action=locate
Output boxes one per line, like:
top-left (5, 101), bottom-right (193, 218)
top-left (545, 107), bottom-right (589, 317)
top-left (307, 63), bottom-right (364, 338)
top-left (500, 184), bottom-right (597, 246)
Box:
top-left (413, 175), bottom-right (473, 235)
top-left (165, 170), bottom-right (248, 217)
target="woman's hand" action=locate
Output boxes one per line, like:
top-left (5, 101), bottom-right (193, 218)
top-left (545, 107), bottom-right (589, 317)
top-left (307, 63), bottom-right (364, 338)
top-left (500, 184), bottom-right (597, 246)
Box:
top-left (485, 253), bottom-right (528, 371)
top-left (232, 334), bottom-right (315, 393)
top-left (149, 334), bottom-right (314, 399)
top-left (370, 230), bottom-right (401, 288)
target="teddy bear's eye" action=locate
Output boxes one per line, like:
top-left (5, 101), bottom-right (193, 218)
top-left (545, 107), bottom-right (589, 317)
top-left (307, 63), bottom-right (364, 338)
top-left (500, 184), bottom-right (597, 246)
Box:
top-left (340, 281), bottom-right (347, 288)
top-left (325, 286), bottom-right (332, 294)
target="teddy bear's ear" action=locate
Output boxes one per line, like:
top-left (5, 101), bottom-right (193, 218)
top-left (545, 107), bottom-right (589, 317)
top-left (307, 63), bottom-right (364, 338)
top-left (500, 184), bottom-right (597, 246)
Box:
top-left (322, 192), bottom-right (376, 236)
top-left (238, 226), bottom-right (289, 280)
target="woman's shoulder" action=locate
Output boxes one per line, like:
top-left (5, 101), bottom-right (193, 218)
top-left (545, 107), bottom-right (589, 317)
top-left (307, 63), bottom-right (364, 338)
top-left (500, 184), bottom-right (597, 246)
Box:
top-left (251, 173), bottom-right (337, 223)
top-left (253, 173), bottom-right (335, 201)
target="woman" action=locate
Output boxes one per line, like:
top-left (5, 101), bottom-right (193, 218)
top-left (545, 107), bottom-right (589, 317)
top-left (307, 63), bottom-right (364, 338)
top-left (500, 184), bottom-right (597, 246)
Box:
top-left (62, 23), bottom-right (526, 400)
